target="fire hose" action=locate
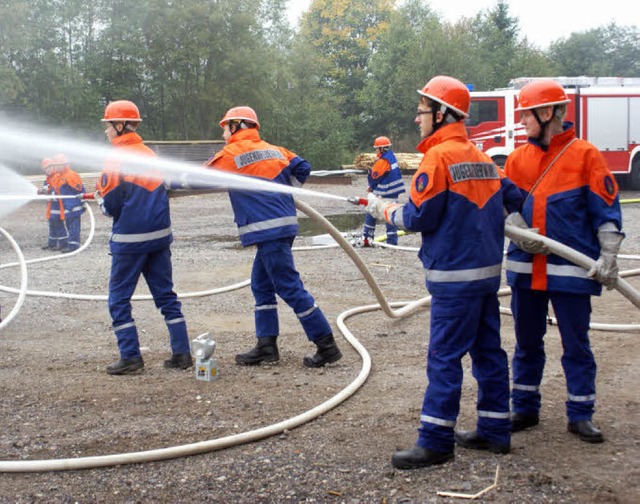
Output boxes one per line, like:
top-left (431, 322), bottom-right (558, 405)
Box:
top-left (0, 199), bottom-right (639, 472)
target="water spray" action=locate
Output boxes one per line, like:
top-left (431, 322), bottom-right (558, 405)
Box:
top-left (0, 122), bottom-right (353, 222)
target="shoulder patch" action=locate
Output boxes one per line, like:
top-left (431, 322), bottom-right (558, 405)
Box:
top-left (100, 173), bottom-right (109, 188)
top-left (415, 173), bottom-right (428, 193)
top-left (603, 175), bottom-right (615, 196)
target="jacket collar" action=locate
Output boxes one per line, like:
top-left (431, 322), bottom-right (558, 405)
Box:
top-left (111, 131), bottom-right (143, 146)
top-left (228, 128), bottom-right (261, 145)
top-left (416, 121), bottom-right (468, 154)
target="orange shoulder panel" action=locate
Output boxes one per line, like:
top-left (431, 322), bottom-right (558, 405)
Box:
top-left (447, 147), bottom-right (502, 209)
top-left (63, 169), bottom-right (84, 191)
top-left (208, 141), bottom-right (291, 180)
top-left (586, 144), bottom-right (618, 205)
top-left (117, 140), bottom-right (163, 192)
top-left (370, 158), bottom-right (391, 179)
top-left (409, 153), bottom-right (447, 207)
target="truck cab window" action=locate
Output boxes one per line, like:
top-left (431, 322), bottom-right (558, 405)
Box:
top-left (467, 100), bottom-right (498, 127)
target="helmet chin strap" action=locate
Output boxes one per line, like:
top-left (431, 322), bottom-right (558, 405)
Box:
top-left (110, 122), bottom-right (133, 137)
top-left (532, 105), bottom-right (559, 147)
top-left (431, 104), bottom-right (458, 134)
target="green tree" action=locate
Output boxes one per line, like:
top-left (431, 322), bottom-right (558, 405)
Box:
top-left (358, 0), bottom-right (439, 151)
top-left (550, 23), bottom-right (640, 77)
top-left (300, 0), bottom-right (395, 145)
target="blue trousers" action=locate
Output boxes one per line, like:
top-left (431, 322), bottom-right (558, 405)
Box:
top-left (417, 294), bottom-right (510, 453)
top-left (109, 247), bottom-right (189, 359)
top-left (511, 287), bottom-right (596, 422)
top-left (48, 217), bottom-right (68, 248)
top-left (65, 212), bottom-right (83, 250)
top-left (251, 238), bottom-right (332, 342)
top-left (363, 211), bottom-right (398, 245)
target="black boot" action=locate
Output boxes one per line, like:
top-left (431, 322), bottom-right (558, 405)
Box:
top-left (391, 445), bottom-right (454, 470)
top-left (235, 336), bottom-right (279, 365)
top-left (106, 357), bottom-right (144, 375)
top-left (454, 430), bottom-right (510, 454)
top-left (303, 334), bottom-right (342, 368)
top-left (511, 411), bottom-right (539, 432)
top-left (568, 420), bottom-right (604, 443)
top-left (164, 353), bottom-right (193, 369)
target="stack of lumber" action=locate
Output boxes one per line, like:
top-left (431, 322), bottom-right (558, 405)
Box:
top-left (353, 152), bottom-right (422, 171)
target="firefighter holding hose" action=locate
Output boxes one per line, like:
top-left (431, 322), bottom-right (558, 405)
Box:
top-left (50, 153), bottom-right (86, 252)
top-left (361, 136), bottom-right (405, 246)
top-left (206, 106), bottom-right (342, 368)
top-left (95, 100), bottom-right (192, 375)
top-left (366, 76), bottom-right (523, 469)
top-left (504, 79), bottom-right (624, 443)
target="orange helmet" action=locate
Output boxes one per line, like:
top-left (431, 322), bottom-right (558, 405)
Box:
top-left (417, 75), bottom-right (470, 118)
top-left (52, 153), bottom-right (68, 166)
top-left (373, 136), bottom-right (392, 148)
top-left (102, 100), bottom-right (142, 122)
top-left (515, 80), bottom-right (571, 111)
top-left (219, 106), bottom-right (260, 129)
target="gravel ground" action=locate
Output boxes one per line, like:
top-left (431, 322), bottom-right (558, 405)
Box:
top-left (0, 175), bottom-right (639, 503)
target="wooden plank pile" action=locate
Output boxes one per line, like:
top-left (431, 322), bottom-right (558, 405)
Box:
top-left (353, 152), bottom-right (422, 172)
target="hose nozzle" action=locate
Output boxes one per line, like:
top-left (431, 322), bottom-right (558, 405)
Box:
top-left (347, 196), bottom-right (368, 206)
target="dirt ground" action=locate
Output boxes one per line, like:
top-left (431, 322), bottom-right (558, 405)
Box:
top-left (0, 174), bottom-right (639, 503)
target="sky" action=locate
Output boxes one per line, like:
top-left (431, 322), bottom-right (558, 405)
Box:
top-left (286, 0), bottom-right (636, 49)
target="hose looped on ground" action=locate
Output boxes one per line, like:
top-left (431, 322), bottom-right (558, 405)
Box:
top-left (0, 202), bottom-right (639, 472)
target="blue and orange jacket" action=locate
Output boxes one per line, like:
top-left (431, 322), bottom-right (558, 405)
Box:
top-left (96, 132), bottom-right (172, 254)
top-left (55, 167), bottom-right (85, 218)
top-left (368, 150), bottom-right (405, 199)
top-left (44, 172), bottom-right (61, 220)
top-left (386, 122), bottom-right (522, 297)
top-left (205, 128), bottom-right (309, 247)
top-left (505, 123), bottom-right (623, 295)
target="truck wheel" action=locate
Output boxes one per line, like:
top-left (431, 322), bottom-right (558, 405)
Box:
top-left (630, 158), bottom-right (640, 191)
top-left (492, 155), bottom-right (507, 168)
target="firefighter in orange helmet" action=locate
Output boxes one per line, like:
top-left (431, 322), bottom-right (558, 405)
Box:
top-left (96, 99), bottom-right (192, 375)
top-left (367, 75), bottom-right (523, 469)
top-left (361, 136), bottom-right (405, 246)
top-left (206, 105), bottom-right (342, 368)
top-left (38, 157), bottom-right (65, 250)
top-left (505, 79), bottom-right (624, 444)
top-left (49, 153), bottom-right (86, 252)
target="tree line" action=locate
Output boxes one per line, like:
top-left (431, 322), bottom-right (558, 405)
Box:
top-left (1, 0), bottom-right (638, 169)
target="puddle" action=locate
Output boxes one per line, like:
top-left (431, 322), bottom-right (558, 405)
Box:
top-left (183, 212), bottom-right (365, 247)
top-left (298, 212), bottom-right (364, 236)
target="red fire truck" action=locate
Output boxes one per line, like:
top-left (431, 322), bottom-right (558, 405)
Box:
top-left (466, 76), bottom-right (640, 188)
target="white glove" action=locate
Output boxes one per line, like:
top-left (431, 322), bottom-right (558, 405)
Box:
top-left (366, 193), bottom-right (393, 221)
top-left (505, 212), bottom-right (549, 255)
top-left (93, 191), bottom-right (111, 216)
top-left (587, 227), bottom-right (624, 290)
